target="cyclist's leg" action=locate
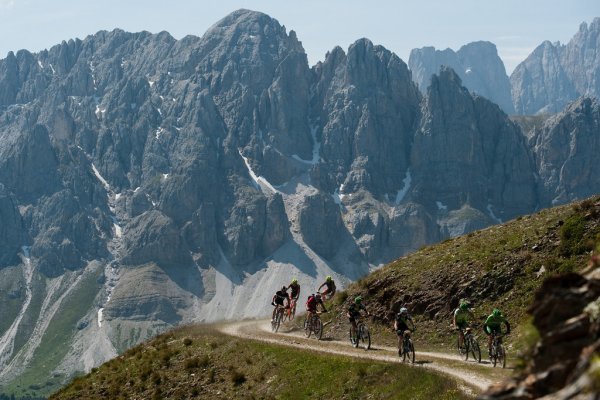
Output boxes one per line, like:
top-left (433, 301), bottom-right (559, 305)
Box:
top-left (397, 331), bottom-right (403, 354)
top-left (458, 322), bottom-right (466, 347)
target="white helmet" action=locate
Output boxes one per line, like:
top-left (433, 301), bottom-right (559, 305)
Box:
top-left (399, 307), bottom-right (408, 315)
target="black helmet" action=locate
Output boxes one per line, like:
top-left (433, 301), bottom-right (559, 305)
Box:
top-left (281, 286), bottom-right (287, 292)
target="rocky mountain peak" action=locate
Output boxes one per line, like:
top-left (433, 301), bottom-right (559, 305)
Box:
top-left (511, 17), bottom-right (600, 115)
top-left (202, 9), bottom-right (304, 56)
top-left (409, 41), bottom-right (514, 114)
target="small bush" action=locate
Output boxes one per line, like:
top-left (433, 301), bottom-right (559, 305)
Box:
top-left (140, 366), bottom-right (152, 381)
top-left (152, 373), bottom-right (161, 386)
top-left (334, 291), bottom-right (348, 306)
top-left (184, 357), bottom-right (200, 370)
top-left (199, 354), bottom-right (210, 367)
top-left (183, 337), bottom-right (193, 346)
top-left (230, 369), bottom-right (246, 386)
top-left (559, 214), bottom-right (587, 256)
top-left (159, 350), bottom-right (172, 367)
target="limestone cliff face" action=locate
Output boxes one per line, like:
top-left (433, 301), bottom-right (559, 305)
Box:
top-left (411, 67), bottom-right (537, 221)
top-left (312, 39), bottom-right (421, 198)
top-left (530, 97), bottom-right (600, 207)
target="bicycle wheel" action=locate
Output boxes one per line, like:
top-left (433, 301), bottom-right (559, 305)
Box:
top-left (470, 339), bottom-right (482, 363)
top-left (274, 308), bottom-right (283, 332)
top-left (359, 325), bottom-right (371, 350)
top-left (304, 318), bottom-right (311, 338)
top-left (314, 317), bottom-right (323, 340)
top-left (499, 345), bottom-right (506, 368)
top-left (271, 311), bottom-right (277, 332)
top-left (403, 340), bottom-right (415, 363)
top-left (457, 333), bottom-right (465, 356)
top-left (349, 327), bottom-right (357, 347)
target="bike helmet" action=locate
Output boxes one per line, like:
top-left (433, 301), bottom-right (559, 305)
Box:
top-left (492, 309), bottom-right (502, 317)
top-left (326, 275), bottom-right (332, 282)
top-left (399, 307), bottom-right (408, 315)
top-left (291, 278), bottom-right (298, 284)
top-left (315, 293), bottom-right (322, 300)
top-left (354, 296), bottom-right (362, 304)
top-left (459, 302), bottom-right (469, 310)
top-left (281, 286), bottom-right (287, 292)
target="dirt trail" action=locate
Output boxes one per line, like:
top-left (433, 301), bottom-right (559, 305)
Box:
top-left (219, 319), bottom-right (508, 397)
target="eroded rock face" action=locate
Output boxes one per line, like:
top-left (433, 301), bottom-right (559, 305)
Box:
top-left (298, 193), bottom-right (343, 260)
top-left (312, 39), bottom-right (421, 198)
top-left (409, 41), bottom-right (514, 114)
top-left (411, 67), bottom-right (537, 221)
top-left (0, 184), bottom-right (24, 268)
top-left (480, 267), bottom-right (600, 400)
top-left (511, 18), bottom-right (600, 115)
top-left (531, 97), bottom-right (600, 206)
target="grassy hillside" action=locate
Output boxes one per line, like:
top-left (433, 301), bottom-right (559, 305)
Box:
top-left (51, 326), bottom-right (467, 400)
top-left (324, 196), bottom-right (600, 354)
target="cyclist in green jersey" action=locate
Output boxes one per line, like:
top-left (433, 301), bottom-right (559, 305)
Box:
top-left (453, 301), bottom-right (475, 350)
top-left (483, 309), bottom-right (511, 357)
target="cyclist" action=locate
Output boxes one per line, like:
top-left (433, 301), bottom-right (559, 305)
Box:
top-left (306, 292), bottom-right (327, 321)
top-left (271, 286), bottom-right (289, 322)
top-left (347, 296), bottom-right (369, 341)
top-left (318, 276), bottom-right (336, 299)
top-left (287, 278), bottom-right (301, 314)
top-left (394, 307), bottom-right (415, 355)
top-left (453, 301), bottom-right (475, 351)
top-left (483, 309), bottom-right (511, 358)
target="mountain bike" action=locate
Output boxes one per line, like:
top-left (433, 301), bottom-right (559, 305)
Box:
top-left (398, 330), bottom-right (415, 363)
top-left (490, 333), bottom-right (506, 368)
top-left (271, 305), bottom-right (285, 332)
top-left (349, 317), bottom-right (371, 350)
top-left (303, 311), bottom-right (324, 339)
top-left (463, 327), bottom-right (481, 363)
top-left (318, 289), bottom-right (335, 301)
top-left (285, 298), bottom-right (297, 321)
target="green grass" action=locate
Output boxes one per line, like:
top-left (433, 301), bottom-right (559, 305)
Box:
top-left (51, 326), bottom-right (468, 400)
top-left (2, 264), bottom-right (103, 398)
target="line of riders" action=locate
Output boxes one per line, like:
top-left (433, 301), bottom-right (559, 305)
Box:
top-left (272, 276), bottom-right (511, 360)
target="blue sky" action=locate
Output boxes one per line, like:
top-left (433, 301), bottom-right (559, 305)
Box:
top-left (0, 0), bottom-right (598, 73)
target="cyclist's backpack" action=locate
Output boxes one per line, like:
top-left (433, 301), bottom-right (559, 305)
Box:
top-left (306, 295), bottom-right (316, 309)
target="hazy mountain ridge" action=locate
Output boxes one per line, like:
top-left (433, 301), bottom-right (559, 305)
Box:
top-left (0, 9), bottom-right (600, 395)
top-left (409, 41), bottom-right (515, 114)
top-left (511, 18), bottom-right (600, 115)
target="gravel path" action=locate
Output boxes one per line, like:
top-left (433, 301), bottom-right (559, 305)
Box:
top-left (219, 319), bottom-right (506, 397)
